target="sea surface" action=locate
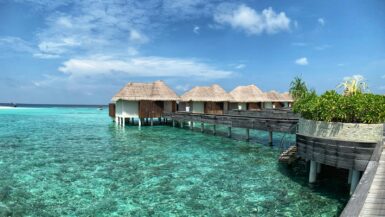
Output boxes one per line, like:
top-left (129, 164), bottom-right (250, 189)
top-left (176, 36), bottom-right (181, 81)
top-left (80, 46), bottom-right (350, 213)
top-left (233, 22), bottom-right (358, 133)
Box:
top-left (0, 107), bottom-right (348, 216)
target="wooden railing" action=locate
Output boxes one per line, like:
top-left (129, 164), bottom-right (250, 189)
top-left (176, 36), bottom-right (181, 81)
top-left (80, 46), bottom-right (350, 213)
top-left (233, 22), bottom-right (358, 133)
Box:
top-left (340, 140), bottom-right (383, 216)
top-left (163, 110), bottom-right (299, 133)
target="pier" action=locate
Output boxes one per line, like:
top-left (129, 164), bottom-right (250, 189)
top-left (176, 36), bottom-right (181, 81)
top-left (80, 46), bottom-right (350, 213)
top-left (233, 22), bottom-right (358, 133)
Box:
top-left (163, 109), bottom-right (299, 144)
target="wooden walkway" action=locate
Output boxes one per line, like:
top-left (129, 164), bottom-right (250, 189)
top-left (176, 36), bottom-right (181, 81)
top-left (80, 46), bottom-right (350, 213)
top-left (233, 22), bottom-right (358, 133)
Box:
top-left (359, 141), bottom-right (385, 217)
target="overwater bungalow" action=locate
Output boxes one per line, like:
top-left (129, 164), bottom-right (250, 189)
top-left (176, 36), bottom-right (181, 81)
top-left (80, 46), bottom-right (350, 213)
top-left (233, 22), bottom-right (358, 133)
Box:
top-left (263, 91), bottom-right (293, 109)
top-left (110, 80), bottom-right (179, 126)
top-left (179, 84), bottom-right (233, 114)
top-left (229, 85), bottom-right (267, 111)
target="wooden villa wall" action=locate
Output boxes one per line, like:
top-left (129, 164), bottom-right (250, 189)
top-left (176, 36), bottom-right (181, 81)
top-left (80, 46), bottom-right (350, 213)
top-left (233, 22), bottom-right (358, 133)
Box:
top-left (247, 102), bottom-right (261, 110)
top-left (229, 103), bottom-right (238, 111)
top-left (139, 100), bottom-right (164, 118)
top-left (204, 102), bottom-right (224, 115)
top-left (109, 103), bottom-right (115, 118)
top-left (273, 102), bottom-right (284, 109)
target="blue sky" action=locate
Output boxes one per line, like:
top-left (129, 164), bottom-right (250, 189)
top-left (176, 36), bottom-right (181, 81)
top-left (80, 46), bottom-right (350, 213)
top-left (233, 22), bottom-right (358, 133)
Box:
top-left (0, 0), bottom-right (384, 104)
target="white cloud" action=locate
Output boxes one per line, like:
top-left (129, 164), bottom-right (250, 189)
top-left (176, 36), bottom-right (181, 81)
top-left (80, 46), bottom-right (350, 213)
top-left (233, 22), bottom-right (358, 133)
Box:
top-left (193, 25), bottom-right (200, 34)
top-left (295, 57), bottom-right (308, 65)
top-left (129, 30), bottom-right (149, 44)
top-left (0, 36), bottom-right (35, 53)
top-left (213, 4), bottom-right (291, 35)
top-left (343, 74), bottom-right (364, 81)
top-left (318, 18), bottom-right (325, 26)
top-left (58, 56), bottom-right (233, 79)
top-left (235, 64), bottom-right (245, 69)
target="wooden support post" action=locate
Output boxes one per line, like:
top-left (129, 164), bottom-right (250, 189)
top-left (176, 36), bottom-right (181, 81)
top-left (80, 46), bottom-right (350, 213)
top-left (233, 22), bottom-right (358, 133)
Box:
top-left (309, 160), bottom-right (317, 183)
top-left (316, 163), bottom-right (321, 174)
top-left (268, 131), bottom-right (273, 146)
top-left (158, 117), bottom-right (161, 124)
top-left (131, 117), bottom-right (134, 125)
top-left (122, 117), bottom-right (125, 127)
top-left (151, 118), bottom-right (153, 126)
top-left (246, 128), bottom-right (250, 141)
top-left (200, 123), bottom-right (204, 132)
top-left (350, 170), bottom-right (360, 195)
top-left (172, 120), bottom-right (175, 127)
top-left (348, 169), bottom-right (352, 184)
top-left (138, 118), bottom-right (142, 128)
top-left (190, 121), bottom-right (194, 130)
top-left (227, 127), bottom-right (232, 138)
top-left (180, 121), bottom-right (183, 128)
top-left (213, 125), bottom-right (216, 135)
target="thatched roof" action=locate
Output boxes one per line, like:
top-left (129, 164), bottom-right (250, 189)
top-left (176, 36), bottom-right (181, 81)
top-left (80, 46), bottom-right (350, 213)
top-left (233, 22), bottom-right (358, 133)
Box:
top-left (265, 91), bottom-right (293, 102)
top-left (111, 80), bottom-right (179, 102)
top-left (280, 92), bottom-right (294, 102)
top-left (181, 84), bottom-right (233, 102)
top-left (229, 85), bottom-right (270, 102)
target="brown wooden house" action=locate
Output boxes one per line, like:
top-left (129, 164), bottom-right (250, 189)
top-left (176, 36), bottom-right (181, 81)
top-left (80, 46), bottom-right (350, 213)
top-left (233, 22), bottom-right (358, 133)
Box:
top-left (180, 84), bottom-right (233, 115)
top-left (110, 80), bottom-right (179, 125)
top-left (229, 85), bottom-right (268, 111)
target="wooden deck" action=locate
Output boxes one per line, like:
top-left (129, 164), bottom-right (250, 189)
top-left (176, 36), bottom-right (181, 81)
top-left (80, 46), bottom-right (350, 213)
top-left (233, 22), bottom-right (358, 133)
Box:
top-left (341, 139), bottom-right (384, 217)
top-left (359, 141), bottom-right (385, 217)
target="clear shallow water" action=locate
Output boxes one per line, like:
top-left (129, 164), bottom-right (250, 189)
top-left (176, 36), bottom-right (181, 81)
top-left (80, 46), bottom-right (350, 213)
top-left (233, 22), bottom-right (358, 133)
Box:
top-left (0, 108), bottom-right (348, 216)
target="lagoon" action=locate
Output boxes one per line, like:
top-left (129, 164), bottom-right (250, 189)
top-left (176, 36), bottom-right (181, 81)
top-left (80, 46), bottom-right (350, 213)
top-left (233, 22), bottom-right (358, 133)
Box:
top-left (0, 107), bottom-right (347, 216)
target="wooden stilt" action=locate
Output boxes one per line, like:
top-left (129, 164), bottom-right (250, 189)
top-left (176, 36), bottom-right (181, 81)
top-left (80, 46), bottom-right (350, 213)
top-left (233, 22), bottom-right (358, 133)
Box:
top-left (213, 125), bottom-right (216, 135)
top-left (138, 118), bottom-right (142, 128)
top-left (172, 120), bottom-right (175, 127)
top-left (151, 118), bottom-right (153, 126)
top-left (268, 131), bottom-right (273, 146)
top-left (350, 170), bottom-right (360, 195)
top-left (200, 123), bottom-right (204, 132)
top-left (309, 160), bottom-right (317, 183)
top-left (246, 128), bottom-right (250, 141)
top-left (227, 127), bottom-right (232, 138)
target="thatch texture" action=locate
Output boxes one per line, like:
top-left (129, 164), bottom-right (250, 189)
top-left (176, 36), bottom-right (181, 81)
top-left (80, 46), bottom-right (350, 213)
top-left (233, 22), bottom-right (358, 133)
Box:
top-left (181, 84), bottom-right (233, 102)
top-left (265, 91), bottom-right (294, 102)
top-left (111, 80), bottom-right (179, 102)
top-left (229, 85), bottom-right (270, 102)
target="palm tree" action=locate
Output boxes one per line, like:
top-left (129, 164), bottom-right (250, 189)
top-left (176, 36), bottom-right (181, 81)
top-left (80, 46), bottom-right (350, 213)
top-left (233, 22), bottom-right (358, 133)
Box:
top-left (289, 76), bottom-right (308, 100)
top-left (337, 75), bottom-right (368, 96)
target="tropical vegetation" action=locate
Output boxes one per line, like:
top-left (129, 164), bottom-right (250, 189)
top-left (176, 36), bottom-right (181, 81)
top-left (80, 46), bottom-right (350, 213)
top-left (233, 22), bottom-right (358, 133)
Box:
top-left (290, 77), bottom-right (385, 124)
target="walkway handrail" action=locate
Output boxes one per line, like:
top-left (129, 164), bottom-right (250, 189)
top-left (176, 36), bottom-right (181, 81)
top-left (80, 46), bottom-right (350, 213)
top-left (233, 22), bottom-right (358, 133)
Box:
top-left (340, 140), bottom-right (383, 217)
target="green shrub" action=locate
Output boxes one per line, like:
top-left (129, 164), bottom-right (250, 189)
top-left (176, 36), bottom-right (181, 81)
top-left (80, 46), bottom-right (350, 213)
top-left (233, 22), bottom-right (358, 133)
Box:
top-left (293, 91), bottom-right (385, 124)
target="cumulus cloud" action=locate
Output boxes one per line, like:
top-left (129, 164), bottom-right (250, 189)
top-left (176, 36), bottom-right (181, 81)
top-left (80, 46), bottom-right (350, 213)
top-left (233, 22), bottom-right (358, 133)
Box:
top-left (318, 18), bottom-right (325, 26)
top-left (213, 4), bottom-right (291, 35)
top-left (295, 57), bottom-right (308, 65)
top-left (58, 56), bottom-right (233, 79)
top-left (193, 25), bottom-right (200, 34)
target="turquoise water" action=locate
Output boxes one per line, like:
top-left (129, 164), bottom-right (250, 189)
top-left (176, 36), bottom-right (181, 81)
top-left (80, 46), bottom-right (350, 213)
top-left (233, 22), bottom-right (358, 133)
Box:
top-left (0, 107), bottom-right (348, 216)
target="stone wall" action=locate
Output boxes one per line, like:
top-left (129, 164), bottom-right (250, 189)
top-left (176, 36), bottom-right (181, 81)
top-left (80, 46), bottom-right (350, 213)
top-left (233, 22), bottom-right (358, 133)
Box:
top-left (298, 118), bottom-right (384, 143)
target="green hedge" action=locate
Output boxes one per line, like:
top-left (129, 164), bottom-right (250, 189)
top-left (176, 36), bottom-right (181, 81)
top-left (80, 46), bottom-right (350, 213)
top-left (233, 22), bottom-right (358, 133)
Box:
top-left (292, 90), bottom-right (385, 124)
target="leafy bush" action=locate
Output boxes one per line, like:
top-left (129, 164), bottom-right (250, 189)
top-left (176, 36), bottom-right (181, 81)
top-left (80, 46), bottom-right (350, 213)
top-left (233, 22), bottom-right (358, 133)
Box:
top-left (293, 90), bottom-right (385, 124)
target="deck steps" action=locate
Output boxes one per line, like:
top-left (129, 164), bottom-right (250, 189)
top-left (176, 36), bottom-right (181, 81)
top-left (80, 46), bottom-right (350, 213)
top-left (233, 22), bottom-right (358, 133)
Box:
top-left (278, 146), bottom-right (297, 164)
